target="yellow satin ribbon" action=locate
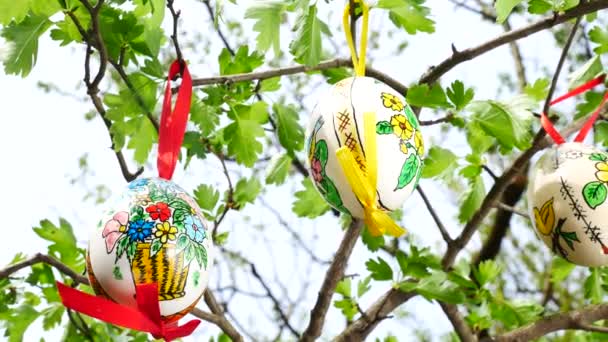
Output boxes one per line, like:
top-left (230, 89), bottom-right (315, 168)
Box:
top-left (336, 112), bottom-right (406, 237)
top-left (343, 0), bottom-right (369, 77)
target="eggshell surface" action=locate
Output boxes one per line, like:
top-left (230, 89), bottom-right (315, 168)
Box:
top-left (87, 177), bottom-right (213, 321)
top-left (528, 142), bottom-right (608, 266)
top-left (305, 76), bottom-right (424, 218)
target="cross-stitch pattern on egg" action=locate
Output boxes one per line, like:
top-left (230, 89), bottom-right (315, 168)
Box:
top-left (87, 177), bottom-right (214, 322)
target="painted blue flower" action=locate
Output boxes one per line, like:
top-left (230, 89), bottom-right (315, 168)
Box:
top-left (128, 178), bottom-right (149, 190)
top-left (126, 219), bottom-right (154, 242)
top-left (184, 215), bottom-right (206, 243)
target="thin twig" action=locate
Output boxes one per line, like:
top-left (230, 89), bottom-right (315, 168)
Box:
top-left (417, 186), bottom-right (453, 245)
top-left (300, 219), bottom-right (364, 341)
top-left (203, 290), bottom-right (244, 342)
top-left (420, 113), bottom-right (454, 126)
top-left (482, 165), bottom-right (499, 181)
top-left (440, 303), bottom-right (477, 342)
top-left (0, 253), bottom-right (88, 284)
top-left (495, 202), bottom-right (530, 219)
top-left (167, 0), bottom-right (184, 64)
top-left (202, 0), bottom-right (235, 56)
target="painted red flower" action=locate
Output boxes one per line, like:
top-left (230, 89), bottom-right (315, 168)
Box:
top-left (146, 202), bottom-right (171, 221)
top-left (311, 158), bottom-right (323, 183)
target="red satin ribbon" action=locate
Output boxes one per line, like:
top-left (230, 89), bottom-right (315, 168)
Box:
top-left (56, 282), bottom-right (200, 341)
top-left (158, 60), bottom-right (193, 180)
top-left (541, 74), bottom-right (608, 145)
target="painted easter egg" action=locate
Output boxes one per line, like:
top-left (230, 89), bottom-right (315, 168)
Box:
top-left (305, 76), bottom-right (424, 218)
top-left (87, 177), bottom-right (214, 322)
top-left (528, 142), bottom-right (608, 266)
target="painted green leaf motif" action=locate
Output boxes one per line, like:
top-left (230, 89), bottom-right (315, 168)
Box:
top-left (315, 139), bottom-right (329, 168)
top-left (116, 237), bottom-right (129, 260)
top-left (395, 154), bottom-right (419, 190)
top-left (112, 265), bottom-right (123, 280)
top-left (589, 153), bottom-right (608, 162)
top-left (583, 181), bottom-right (607, 209)
top-left (560, 231), bottom-right (580, 251)
top-left (320, 177), bottom-right (350, 215)
top-left (404, 106), bottom-right (419, 129)
top-left (150, 239), bottom-right (162, 257)
top-left (127, 242), bottom-right (137, 260)
top-left (376, 121), bottom-right (393, 134)
top-left (176, 234), bottom-right (189, 251)
top-left (193, 271), bottom-right (200, 287)
top-left (185, 244), bottom-right (196, 263)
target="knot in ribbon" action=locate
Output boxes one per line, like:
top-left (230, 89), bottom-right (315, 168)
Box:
top-left (57, 282), bottom-right (200, 341)
top-left (336, 112), bottom-right (406, 237)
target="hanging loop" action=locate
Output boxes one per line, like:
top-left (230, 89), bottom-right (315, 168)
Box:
top-left (540, 74), bottom-right (608, 145)
top-left (343, 0), bottom-right (370, 77)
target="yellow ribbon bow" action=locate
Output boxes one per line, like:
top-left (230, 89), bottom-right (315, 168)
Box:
top-left (336, 112), bottom-right (406, 237)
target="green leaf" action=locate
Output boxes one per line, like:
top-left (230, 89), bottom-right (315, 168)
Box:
top-left (2, 14), bottom-right (52, 77)
top-left (234, 177), bottom-right (262, 208)
top-left (150, 239), bottom-right (162, 257)
top-left (260, 77), bottom-right (281, 92)
top-left (377, 0), bottom-right (435, 34)
top-left (290, 4), bottom-right (330, 66)
top-left (551, 256), bottom-right (576, 282)
top-left (365, 257), bottom-right (393, 281)
top-left (473, 260), bottom-right (501, 287)
top-left (447, 80), bottom-right (475, 110)
top-left (0, 0), bottom-right (32, 25)
top-left (406, 84), bottom-right (451, 109)
top-left (194, 184), bottom-right (220, 213)
top-left (218, 45), bottom-right (264, 75)
top-left (589, 25), bottom-right (608, 54)
top-left (585, 267), bottom-right (603, 304)
top-left (33, 218), bottom-right (82, 269)
top-left (422, 147), bottom-right (458, 178)
top-left (466, 122), bottom-right (494, 155)
top-left (274, 103), bottom-right (304, 155)
top-left (225, 102), bottom-right (268, 166)
top-left (528, 0), bottom-right (553, 14)
top-left (395, 154), bottom-right (419, 190)
top-left (594, 122), bottom-right (608, 148)
top-left (495, 0), bottom-right (523, 23)
top-left (357, 276), bottom-right (372, 297)
top-left (524, 78), bottom-right (550, 101)
top-left (582, 181), bottom-right (607, 209)
top-left (334, 298), bottom-right (358, 321)
top-left (245, 1), bottom-right (284, 56)
top-left (395, 251), bottom-right (409, 275)
top-left (575, 91), bottom-right (604, 120)
top-left (411, 271), bottom-right (465, 304)
top-left (458, 176), bottom-right (485, 223)
top-left (376, 121), bottom-right (393, 134)
top-left (127, 117), bottom-right (157, 165)
top-left (176, 234), bottom-right (189, 251)
top-left (265, 154), bottom-right (292, 185)
top-left (568, 56), bottom-right (604, 90)
top-left (468, 95), bottom-right (535, 151)
top-left (335, 277), bottom-right (352, 297)
top-left (4, 304), bottom-right (40, 342)
top-left (292, 178), bottom-right (330, 218)
top-left (41, 304), bottom-right (64, 331)
top-left (361, 225), bottom-right (385, 252)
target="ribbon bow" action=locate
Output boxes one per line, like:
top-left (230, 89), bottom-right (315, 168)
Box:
top-left (336, 112), bottom-right (406, 237)
top-left (57, 282), bottom-right (200, 341)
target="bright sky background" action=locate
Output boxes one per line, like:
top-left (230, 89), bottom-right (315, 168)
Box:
top-left (0, 1), bottom-right (569, 340)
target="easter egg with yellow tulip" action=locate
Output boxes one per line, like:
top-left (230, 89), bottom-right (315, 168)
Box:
top-left (305, 77), bottom-right (424, 237)
top-left (87, 177), bottom-right (214, 321)
top-left (528, 142), bottom-right (608, 266)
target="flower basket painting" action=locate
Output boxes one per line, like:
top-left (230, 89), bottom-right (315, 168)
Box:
top-left (90, 177), bottom-right (212, 317)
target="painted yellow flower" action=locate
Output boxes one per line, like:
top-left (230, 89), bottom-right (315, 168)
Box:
top-left (399, 140), bottom-right (408, 154)
top-left (154, 221), bottom-right (178, 243)
top-left (533, 198), bottom-right (555, 236)
top-left (414, 130), bottom-right (424, 156)
top-left (596, 162), bottom-right (608, 182)
top-left (381, 92), bottom-right (404, 112)
top-left (390, 114), bottom-right (413, 140)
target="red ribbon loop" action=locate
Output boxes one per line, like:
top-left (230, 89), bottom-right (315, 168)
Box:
top-left (541, 74), bottom-right (608, 145)
top-left (158, 60), bottom-right (193, 180)
top-left (56, 282), bottom-right (200, 341)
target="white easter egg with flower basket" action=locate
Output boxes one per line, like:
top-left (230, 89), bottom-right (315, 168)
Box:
top-left (87, 177), bottom-right (214, 322)
top-left (305, 76), bottom-right (424, 222)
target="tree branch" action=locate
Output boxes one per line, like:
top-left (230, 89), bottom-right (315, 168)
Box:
top-left (201, 290), bottom-right (244, 342)
top-left (417, 186), bottom-right (453, 245)
top-left (300, 219), bottom-right (364, 341)
top-left (440, 302), bottom-right (477, 342)
top-left (0, 253), bottom-right (88, 284)
top-left (490, 304), bottom-right (608, 341)
top-left (419, 0), bottom-right (608, 85)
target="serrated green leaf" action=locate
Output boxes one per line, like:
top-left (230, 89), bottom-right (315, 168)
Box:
top-left (260, 77), bottom-right (281, 92)
top-left (357, 276), bottom-right (372, 297)
top-left (265, 154), bottom-right (292, 185)
top-left (422, 147), bottom-right (458, 178)
top-left (585, 268), bottom-right (603, 304)
top-left (292, 178), bottom-right (330, 218)
top-left (474, 260), bottom-right (501, 286)
top-left (589, 26), bottom-right (608, 54)
top-left (5, 304), bottom-right (40, 342)
top-left (495, 0), bottom-right (523, 23)
top-left (575, 91), bottom-right (604, 120)
top-left (528, 0), bottom-right (553, 14)
top-left (594, 121), bottom-right (608, 147)
top-left (524, 78), bottom-right (550, 101)
top-left (361, 225), bottom-right (385, 251)
top-left (33, 218), bottom-right (82, 269)
top-left (2, 14), bottom-right (52, 77)
top-left (365, 257), bottom-right (393, 281)
top-left (406, 84), bottom-right (451, 109)
top-left (468, 95), bottom-right (535, 151)
top-left (245, 1), bottom-right (284, 56)
top-left (377, 0), bottom-right (435, 34)
top-left (568, 56), bottom-right (604, 90)
top-left (127, 117), bottom-right (156, 165)
top-left (335, 277), bottom-right (352, 297)
top-left (194, 184), bottom-right (220, 213)
top-left (41, 304), bottom-right (64, 331)
top-left (290, 4), bottom-right (330, 66)
top-left (274, 103), bottom-right (304, 154)
top-left (334, 298), bottom-right (358, 321)
top-left (225, 102), bottom-right (268, 166)
top-left (458, 176), bottom-right (485, 223)
top-left (0, 0), bottom-right (32, 25)
top-left (233, 177), bottom-right (262, 208)
top-left (219, 45), bottom-right (264, 75)
top-left (447, 80), bottom-right (474, 110)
